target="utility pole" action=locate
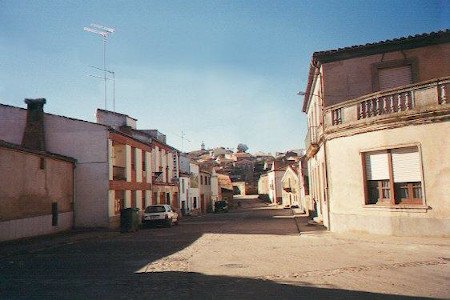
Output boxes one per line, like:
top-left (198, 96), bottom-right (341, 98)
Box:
top-left (84, 23), bottom-right (115, 110)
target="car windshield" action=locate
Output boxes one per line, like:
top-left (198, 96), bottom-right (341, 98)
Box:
top-left (145, 206), bottom-right (166, 213)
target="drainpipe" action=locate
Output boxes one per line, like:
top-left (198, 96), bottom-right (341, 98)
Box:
top-left (72, 162), bottom-right (77, 229)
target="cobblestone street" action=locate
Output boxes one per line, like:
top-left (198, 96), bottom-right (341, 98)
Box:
top-left (1, 196), bottom-right (449, 299)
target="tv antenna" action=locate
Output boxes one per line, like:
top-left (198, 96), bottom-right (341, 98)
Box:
top-left (180, 131), bottom-right (191, 152)
top-left (89, 66), bottom-right (116, 111)
top-left (84, 23), bottom-right (115, 110)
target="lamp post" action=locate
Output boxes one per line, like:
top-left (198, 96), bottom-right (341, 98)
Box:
top-left (84, 24), bottom-right (115, 110)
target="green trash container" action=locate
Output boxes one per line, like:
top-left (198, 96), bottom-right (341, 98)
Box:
top-left (120, 208), bottom-right (140, 232)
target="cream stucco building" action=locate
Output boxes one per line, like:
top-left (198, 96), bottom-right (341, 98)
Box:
top-left (301, 30), bottom-right (450, 237)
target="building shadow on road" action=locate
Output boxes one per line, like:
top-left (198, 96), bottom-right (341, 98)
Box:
top-left (1, 270), bottom-right (425, 299)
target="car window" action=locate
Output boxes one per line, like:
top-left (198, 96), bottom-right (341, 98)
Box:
top-left (145, 206), bottom-right (166, 213)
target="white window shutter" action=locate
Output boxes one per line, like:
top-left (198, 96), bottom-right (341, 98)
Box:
top-left (379, 66), bottom-right (412, 90)
top-left (392, 147), bottom-right (421, 182)
top-left (365, 151), bottom-right (389, 180)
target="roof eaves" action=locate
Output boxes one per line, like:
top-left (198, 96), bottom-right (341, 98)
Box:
top-left (0, 140), bottom-right (77, 163)
top-left (313, 30), bottom-right (450, 64)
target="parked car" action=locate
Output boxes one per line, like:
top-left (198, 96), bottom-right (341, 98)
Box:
top-left (142, 204), bottom-right (178, 227)
top-left (214, 200), bottom-right (229, 213)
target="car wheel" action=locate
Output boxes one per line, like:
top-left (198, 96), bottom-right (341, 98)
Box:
top-left (166, 218), bottom-right (173, 227)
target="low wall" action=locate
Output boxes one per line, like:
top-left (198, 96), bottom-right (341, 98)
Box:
top-left (0, 212), bottom-right (73, 241)
top-left (331, 213), bottom-right (450, 237)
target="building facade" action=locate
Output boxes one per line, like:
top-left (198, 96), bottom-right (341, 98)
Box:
top-left (301, 30), bottom-right (450, 236)
top-left (199, 170), bottom-right (212, 213)
top-left (281, 165), bottom-right (301, 209)
top-left (189, 162), bottom-right (200, 215)
top-left (0, 139), bottom-right (75, 241)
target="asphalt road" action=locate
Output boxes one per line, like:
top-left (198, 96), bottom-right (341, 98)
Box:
top-left (1, 196), bottom-right (449, 299)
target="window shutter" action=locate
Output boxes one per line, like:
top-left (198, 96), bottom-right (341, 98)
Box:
top-left (392, 147), bottom-right (421, 182)
top-left (379, 66), bottom-right (412, 90)
top-left (365, 151), bottom-right (389, 180)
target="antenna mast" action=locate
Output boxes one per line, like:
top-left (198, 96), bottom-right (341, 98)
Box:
top-left (84, 23), bottom-right (115, 110)
top-left (181, 131), bottom-right (191, 152)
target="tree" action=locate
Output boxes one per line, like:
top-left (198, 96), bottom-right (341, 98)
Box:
top-left (237, 143), bottom-right (248, 153)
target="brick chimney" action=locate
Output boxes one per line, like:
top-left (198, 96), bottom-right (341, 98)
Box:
top-left (22, 98), bottom-right (46, 151)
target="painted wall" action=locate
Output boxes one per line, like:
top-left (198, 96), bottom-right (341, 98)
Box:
top-left (322, 44), bottom-right (450, 107)
top-left (281, 168), bottom-right (301, 209)
top-left (267, 171), bottom-right (284, 204)
top-left (326, 121), bottom-right (450, 237)
top-left (307, 146), bottom-right (328, 226)
top-left (44, 115), bottom-right (109, 227)
top-left (258, 174), bottom-right (269, 195)
top-left (0, 147), bottom-right (74, 241)
top-left (179, 175), bottom-right (190, 212)
top-left (0, 104), bottom-right (110, 228)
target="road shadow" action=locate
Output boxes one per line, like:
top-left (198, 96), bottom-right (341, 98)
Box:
top-left (0, 270), bottom-right (425, 299)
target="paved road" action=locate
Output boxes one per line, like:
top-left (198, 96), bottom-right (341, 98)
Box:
top-left (1, 196), bottom-right (449, 299)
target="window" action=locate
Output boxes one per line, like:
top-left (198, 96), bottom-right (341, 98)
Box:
top-left (193, 197), bottom-right (197, 208)
top-left (379, 66), bottom-right (412, 90)
top-left (181, 178), bottom-right (185, 191)
top-left (372, 59), bottom-right (417, 92)
top-left (142, 152), bottom-right (146, 171)
top-left (153, 192), bottom-right (157, 205)
top-left (114, 190), bottom-right (125, 215)
top-left (141, 191), bottom-right (146, 209)
top-left (363, 146), bottom-right (423, 206)
top-left (131, 147), bottom-right (135, 170)
top-left (332, 108), bottom-right (342, 125)
top-left (40, 157), bottom-right (46, 169)
top-left (131, 191), bottom-right (136, 208)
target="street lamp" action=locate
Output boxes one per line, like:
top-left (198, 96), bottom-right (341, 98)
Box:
top-left (84, 23), bottom-right (115, 110)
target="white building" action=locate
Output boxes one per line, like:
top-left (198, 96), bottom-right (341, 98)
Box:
top-left (189, 162), bottom-right (200, 214)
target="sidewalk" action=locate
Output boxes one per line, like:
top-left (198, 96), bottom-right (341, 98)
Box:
top-left (291, 208), bottom-right (327, 235)
top-left (0, 228), bottom-right (120, 259)
top-left (290, 207), bottom-right (450, 247)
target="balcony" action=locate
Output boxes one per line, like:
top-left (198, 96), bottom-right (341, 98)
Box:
top-left (113, 166), bottom-right (126, 181)
top-left (305, 125), bottom-right (320, 158)
top-left (153, 171), bottom-right (164, 183)
top-left (324, 77), bottom-right (449, 133)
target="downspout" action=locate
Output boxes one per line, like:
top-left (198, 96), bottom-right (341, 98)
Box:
top-left (72, 162), bottom-right (77, 229)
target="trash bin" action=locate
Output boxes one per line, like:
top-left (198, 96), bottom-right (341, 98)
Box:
top-left (120, 208), bottom-right (140, 233)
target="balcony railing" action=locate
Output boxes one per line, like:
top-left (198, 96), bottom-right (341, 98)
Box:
top-left (325, 77), bottom-right (449, 128)
top-left (113, 166), bottom-right (126, 181)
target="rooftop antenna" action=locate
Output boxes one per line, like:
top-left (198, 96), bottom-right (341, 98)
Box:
top-left (89, 66), bottom-right (116, 111)
top-left (84, 23), bottom-right (115, 110)
top-left (180, 131), bottom-right (191, 152)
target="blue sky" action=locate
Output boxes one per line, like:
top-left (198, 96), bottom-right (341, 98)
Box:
top-left (0, 0), bottom-right (448, 153)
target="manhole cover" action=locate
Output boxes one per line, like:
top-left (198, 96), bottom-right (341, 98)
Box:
top-left (221, 263), bottom-right (249, 269)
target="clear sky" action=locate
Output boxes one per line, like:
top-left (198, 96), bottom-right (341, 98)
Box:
top-left (1, 0), bottom-right (448, 153)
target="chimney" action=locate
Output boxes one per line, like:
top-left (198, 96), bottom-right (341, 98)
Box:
top-left (22, 98), bottom-right (46, 151)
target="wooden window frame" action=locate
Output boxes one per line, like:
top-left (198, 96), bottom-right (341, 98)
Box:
top-left (362, 147), bottom-right (424, 207)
